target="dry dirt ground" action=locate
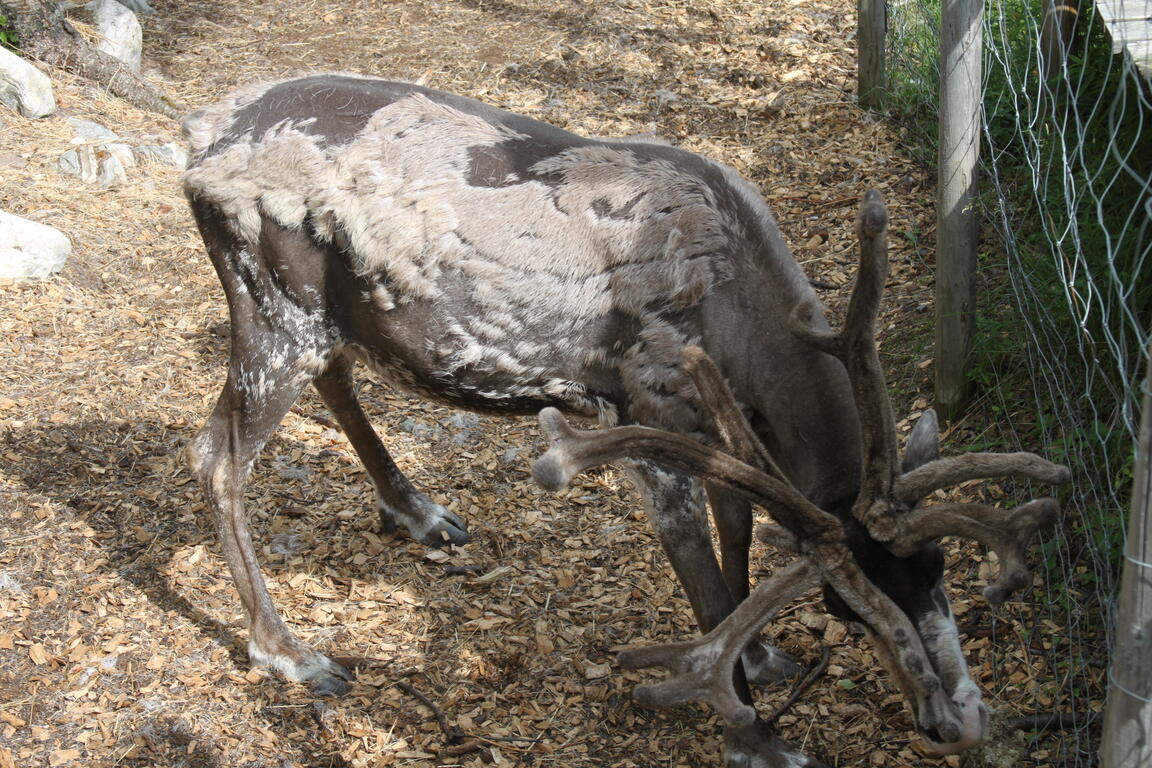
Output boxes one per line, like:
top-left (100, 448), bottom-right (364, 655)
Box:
top-left (0, 1), bottom-right (1098, 767)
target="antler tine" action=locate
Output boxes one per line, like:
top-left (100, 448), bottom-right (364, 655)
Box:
top-left (682, 346), bottom-right (785, 479)
top-left (617, 558), bottom-right (820, 725)
top-left (887, 497), bottom-right (1061, 606)
top-left (815, 541), bottom-right (970, 744)
top-left (532, 408), bottom-right (840, 540)
top-left (789, 190), bottom-right (900, 532)
top-left (894, 452), bottom-right (1072, 506)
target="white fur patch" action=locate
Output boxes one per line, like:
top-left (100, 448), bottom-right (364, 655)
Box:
top-left (918, 603), bottom-right (972, 695)
top-left (248, 639), bottom-right (341, 683)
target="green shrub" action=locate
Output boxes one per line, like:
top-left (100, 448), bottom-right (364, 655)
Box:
top-left (0, 14), bottom-right (17, 51)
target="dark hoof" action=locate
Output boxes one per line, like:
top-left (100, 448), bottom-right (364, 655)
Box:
top-left (311, 672), bottom-right (353, 697)
top-left (724, 721), bottom-right (827, 768)
top-left (377, 494), bottom-right (469, 546)
top-left (306, 657), bottom-right (354, 697)
top-left (422, 514), bottom-right (469, 547)
top-left (743, 642), bottom-right (803, 686)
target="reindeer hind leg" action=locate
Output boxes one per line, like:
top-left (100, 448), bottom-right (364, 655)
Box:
top-left (186, 213), bottom-right (352, 693)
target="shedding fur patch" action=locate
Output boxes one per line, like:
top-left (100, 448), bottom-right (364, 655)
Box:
top-left (184, 78), bottom-right (785, 425)
top-left (182, 79), bottom-right (283, 158)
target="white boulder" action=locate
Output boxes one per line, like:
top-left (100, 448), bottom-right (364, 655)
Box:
top-left (0, 212), bottom-right (71, 280)
top-left (0, 47), bottom-right (56, 119)
top-left (93, 0), bottom-right (143, 72)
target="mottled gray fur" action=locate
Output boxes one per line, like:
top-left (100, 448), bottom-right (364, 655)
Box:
top-left (183, 76), bottom-right (811, 434)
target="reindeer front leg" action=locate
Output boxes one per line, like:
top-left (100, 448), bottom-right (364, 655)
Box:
top-left (607, 462), bottom-right (819, 767)
top-left (709, 484), bottom-right (804, 685)
top-left (312, 357), bottom-right (468, 546)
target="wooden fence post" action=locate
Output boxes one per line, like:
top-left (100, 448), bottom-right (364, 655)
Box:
top-left (858, 0), bottom-right (887, 108)
top-left (1102, 345), bottom-right (1152, 767)
top-left (935, 0), bottom-right (982, 419)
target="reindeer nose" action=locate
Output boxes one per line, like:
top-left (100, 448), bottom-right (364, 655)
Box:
top-left (920, 721), bottom-right (962, 746)
top-left (917, 697), bottom-right (986, 755)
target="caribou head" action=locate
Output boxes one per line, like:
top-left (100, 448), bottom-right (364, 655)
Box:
top-left (532, 190), bottom-right (1070, 757)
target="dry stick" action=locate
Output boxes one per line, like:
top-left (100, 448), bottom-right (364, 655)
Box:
top-left (392, 680), bottom-right (545, 756)
top-left (764, 646), bottom-right (831, 726)
top-left (290, 406), bottom-right (339, 430)
top-left (439, 739), bottom-right (484, 757)
top-left (1006, 711), bottom-right (1098, 732)
top-left (392, 680), bottom-right (457, 745)
top-left (442, 564), bottom-right (485, 576)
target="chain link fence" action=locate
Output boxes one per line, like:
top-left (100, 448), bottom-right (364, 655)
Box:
top-left (886, 1), bottom-right (1151, 763)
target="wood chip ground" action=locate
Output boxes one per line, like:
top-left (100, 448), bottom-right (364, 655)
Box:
top-left (0, 1), bottom-right (1102, 766)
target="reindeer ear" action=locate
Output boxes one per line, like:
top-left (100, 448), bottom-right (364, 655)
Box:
top-left (902, 409), bottom-right (940, 473)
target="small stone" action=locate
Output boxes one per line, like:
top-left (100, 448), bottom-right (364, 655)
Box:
top-left (59, 146), bottom-right (100, 183)
top-left (65, 117), bottom-right (121, 142)
top-left (132, 143), bottom-right (189, 169)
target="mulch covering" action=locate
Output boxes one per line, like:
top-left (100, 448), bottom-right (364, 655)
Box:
top-left (0, 1), bottom-right (1100, 766)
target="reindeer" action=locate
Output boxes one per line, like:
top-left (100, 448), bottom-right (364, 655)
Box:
top-left (181, 73), bottom-right (1069, 767)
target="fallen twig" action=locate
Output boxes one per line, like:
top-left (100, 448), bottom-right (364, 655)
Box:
top-left (1006, 711), bottom-right (1098, 732)
top-left (438, 738), bottom-right (483, 757)
top-left (393, 680), bottom-right (457, 744)
top-left (764, 646), bottom-right (831, 726)
top-left (443, 564), bottom-right (486, 576)
top-left (392, 678), bottom-right (545, 756)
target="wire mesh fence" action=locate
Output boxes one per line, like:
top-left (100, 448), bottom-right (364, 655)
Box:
top-left (886, 1), bottom-right (1151, 764)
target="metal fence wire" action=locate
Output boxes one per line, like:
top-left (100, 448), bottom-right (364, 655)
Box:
top-left (886, 1), bottom-right (1151, 764)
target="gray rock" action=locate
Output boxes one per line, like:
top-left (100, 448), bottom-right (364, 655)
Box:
top-left (93, 0), bottom-right (143, 72)
top-left (399, 418), bottom-right (438, 438)
top-left (59, 146), bottom-right (100, 183)
top-left (59, 142), bottom-right (133, 187)
top-left (446, 411), bottom-right (480, 444)
top-left (59, 119), bottom-right (135, 186)
top-left (269, 533), bottom-right (305, 557)
top-left (0, 47), bottom-right (56, 119)
top-left (111, 0), bottom-right (153, 13)
top-left (0, 571), bottom-right (24, 592)
top-left (0, 212), bottom-right (71, 280)
top-left (65, 117), bottom-right (121, 142)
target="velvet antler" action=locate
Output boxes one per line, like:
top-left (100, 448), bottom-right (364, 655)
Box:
top-left (530, 190), bottom-right (1070, 740)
